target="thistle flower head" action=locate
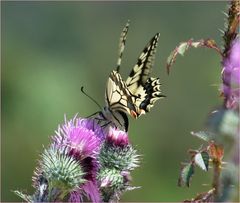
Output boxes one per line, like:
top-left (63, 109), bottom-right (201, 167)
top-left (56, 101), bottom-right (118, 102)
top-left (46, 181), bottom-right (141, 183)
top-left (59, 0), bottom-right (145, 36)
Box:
top-left (95, 126), bottom-right (140, 202)
top-left (53, 116), bottom-right (106, 202)
top-left (222, 37), bottom-right (240, 110)
top-left (31, 116), bottom-right (106, 202)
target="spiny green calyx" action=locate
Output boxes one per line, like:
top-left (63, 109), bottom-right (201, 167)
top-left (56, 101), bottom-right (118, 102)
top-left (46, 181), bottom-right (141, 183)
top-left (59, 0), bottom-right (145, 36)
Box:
top-left (97, 168), bottom-right (127, 202)
top-left (98, 168), bottom-right (124, 189)
top-left (41, 146), bottom-right (85, 191)
top-left (99, 143), bottom-right (139, 171)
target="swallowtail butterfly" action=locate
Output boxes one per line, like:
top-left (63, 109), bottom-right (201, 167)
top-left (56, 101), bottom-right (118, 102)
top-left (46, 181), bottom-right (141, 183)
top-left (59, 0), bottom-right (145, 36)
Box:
top-left (99, 21), bottom-right (165, 131)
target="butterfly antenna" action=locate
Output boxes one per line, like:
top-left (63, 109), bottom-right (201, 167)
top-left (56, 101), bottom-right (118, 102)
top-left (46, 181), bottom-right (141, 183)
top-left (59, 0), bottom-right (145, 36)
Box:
top-left (116, 20), bottom-right (130, 72)
top-left (81, 86), bottom-right (102, 110)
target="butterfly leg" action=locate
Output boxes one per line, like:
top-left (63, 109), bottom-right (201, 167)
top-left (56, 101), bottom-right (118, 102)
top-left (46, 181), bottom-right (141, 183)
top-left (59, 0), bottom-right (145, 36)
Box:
top-left (101, 121), bottom-right (112, 128)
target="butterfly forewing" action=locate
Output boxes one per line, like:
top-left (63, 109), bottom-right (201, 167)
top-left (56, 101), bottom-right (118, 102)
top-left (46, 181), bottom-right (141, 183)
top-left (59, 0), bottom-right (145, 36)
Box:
top-left (116, 21), bottom-right (130, 72)
top-left (126, 33), bottom-right (160, 92)
top-left (106, 70), bottom-right (136, 115)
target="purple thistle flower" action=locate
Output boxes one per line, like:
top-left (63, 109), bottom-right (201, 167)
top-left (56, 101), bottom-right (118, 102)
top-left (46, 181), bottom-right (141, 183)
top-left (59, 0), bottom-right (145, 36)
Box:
top-left (16, 114), bottom-right (140, 202)
top-left (222, 37), bottom-right (240, 110)
top-left (106, 127), bottom-right (129, 147)
top-left (69, 191), bottom-right (83, 202)
top-left (51, 115), bottom-right (106, 202)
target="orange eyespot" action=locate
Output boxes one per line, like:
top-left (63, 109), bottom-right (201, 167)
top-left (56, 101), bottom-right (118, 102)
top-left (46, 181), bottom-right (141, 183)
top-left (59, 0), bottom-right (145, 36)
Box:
top-left (130, 110), bottom-right (138, 119)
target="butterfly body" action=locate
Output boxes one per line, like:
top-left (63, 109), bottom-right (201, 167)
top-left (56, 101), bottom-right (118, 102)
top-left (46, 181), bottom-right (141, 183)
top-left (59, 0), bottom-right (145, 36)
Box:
top-left (100, 106), bottom-right (129, 131)
top-left (98, 21), bottom-right (165, 131)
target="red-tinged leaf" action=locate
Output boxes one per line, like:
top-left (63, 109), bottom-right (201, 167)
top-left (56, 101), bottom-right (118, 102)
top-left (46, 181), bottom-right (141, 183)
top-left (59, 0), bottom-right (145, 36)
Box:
top-left (203, 39), bottom-right (222, 53)
top-left (208, 143), bottom-right (224, 161)
top-left (166, 39), bottom-right (222, 74)
top-left (184, 188), bottom-right (215, 202)
top-left (178, 163), bottom-right (195, 187)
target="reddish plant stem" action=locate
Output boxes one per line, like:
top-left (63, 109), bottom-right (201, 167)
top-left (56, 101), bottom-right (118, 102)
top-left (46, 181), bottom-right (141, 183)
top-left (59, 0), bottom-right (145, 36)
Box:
top-left (212, 159), bottom-right (222, 201)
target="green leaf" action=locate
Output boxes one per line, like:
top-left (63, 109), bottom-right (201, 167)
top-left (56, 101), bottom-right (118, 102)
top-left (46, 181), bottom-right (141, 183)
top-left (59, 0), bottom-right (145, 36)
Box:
top-left (178, 163), bottom-right (195, 187)
top-left (166, 39), bottom-right (222, 74)
top-left (191, 131), bottom-right (216, 142)
top-left (177, 42), bottom-right (190, 55)
top-left (194, 151), bottom-right (210, 171)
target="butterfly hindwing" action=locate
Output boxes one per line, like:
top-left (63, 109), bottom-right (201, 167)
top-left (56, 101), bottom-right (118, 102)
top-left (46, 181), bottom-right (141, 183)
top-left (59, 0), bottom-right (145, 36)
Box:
top-left (137, 77), bottom-right (165, 113)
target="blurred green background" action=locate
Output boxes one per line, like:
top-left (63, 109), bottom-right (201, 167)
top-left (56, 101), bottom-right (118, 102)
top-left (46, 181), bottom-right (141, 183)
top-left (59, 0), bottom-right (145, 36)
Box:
top-left (2, 1), bottom-right (227, 202)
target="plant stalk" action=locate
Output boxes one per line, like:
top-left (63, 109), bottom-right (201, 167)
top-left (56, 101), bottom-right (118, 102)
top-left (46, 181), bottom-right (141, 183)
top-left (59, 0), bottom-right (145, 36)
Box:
top-left (212, 159), bottom-right (222, 201)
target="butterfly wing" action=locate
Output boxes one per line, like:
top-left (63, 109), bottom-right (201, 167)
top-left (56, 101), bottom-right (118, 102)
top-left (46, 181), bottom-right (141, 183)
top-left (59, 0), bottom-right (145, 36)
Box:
top-left (105, 70), bottom-right (138, 117)
top-left (116, 21), bottom-right (130, 72)
top-left (103, 70), bottom-right (138, 131)
top-left (103, 24), bottom-right (164, 130)
top-left (126, 33), bottom-right (160, 90)
top-left (137, 77), bottom-right (165, 113)
top-left (125, 33), bottom-right (164, 116)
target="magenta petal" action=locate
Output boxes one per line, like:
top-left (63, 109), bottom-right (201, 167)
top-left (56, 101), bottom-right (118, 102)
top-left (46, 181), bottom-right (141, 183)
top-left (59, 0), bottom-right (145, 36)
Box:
top-left (222, 38), bottom-right (240, 110)
top-left (69, 191), bottom-right (83, 202)
top-left (229, 38), bottom-right (240, 68)
top-left (82, 181), bottom-right (101, 203)
top-left (107, 127), bottom-right (129, 147)
top-left (52, 116), bottom-right (105, 159)
top-left (231, 67), bottom-right (240, 85)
